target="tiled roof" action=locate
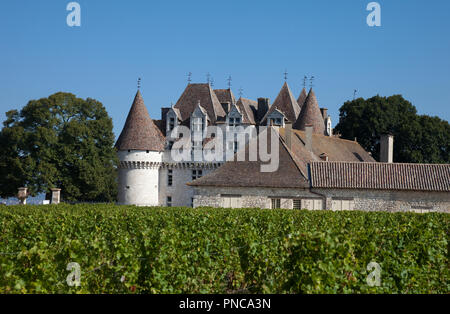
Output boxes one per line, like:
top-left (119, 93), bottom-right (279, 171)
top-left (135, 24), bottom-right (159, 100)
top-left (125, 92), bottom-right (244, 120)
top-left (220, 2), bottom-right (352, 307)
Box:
top-left (236, 97), bottom-right (258, 124)
top-left (288, 129), bottom-right (375, 163)
top-left (294, 88), bottom-right (325, 135)
top-left (261, 82), bottom-right (300, 123)
top-left (214, 89), bottom-right (236, 106)
top-left (297, 87), bottom-right (307, 109)
top-left (188, 128), bottom-right (309, 188)
top-left (115, 91), bottom-right (165, 152)
top-left (174, 83), bottom-right (226, 123)
top-left (309, 162), bottom-right (450, 191)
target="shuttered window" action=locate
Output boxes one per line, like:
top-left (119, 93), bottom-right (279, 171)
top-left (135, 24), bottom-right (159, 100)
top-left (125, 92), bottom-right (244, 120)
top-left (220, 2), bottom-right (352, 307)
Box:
top-left (271, 198), bottom-right (281, 209)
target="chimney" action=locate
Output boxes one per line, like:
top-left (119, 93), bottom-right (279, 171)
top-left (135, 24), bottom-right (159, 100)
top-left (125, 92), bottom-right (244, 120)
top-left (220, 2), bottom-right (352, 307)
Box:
top-left (319, 153), bottom-right (329, 161)
top-left (221, 102), bottom-right (231, 114)
top-left (285, 123), bottom-right (292, 149)
top-left (380, 134), bottom-right (394, 163)
top-left (257, 98), bottom-right (270, 123)
top-left (320, 108), bottom-right (328, 120)
top-left (305, 124), bottom-right (313, 152)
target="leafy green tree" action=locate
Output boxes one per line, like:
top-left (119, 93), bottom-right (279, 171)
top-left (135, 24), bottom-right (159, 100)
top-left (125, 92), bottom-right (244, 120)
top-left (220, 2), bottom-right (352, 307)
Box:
top-left (0, 92), bottom-right (118, 201)
top-left (334, 95), bottom-right (449, 163)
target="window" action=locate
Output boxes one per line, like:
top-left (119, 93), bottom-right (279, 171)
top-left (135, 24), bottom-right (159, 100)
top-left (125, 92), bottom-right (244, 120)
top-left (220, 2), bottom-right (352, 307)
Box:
top-left (222, 195), bottom-right (242, 208)
top-left (229, 117), bottom-right (241, 127)
top-left (302, 199), bottom-right (323, 210)
top-left (331, 198), bottom-right (354, 211)
top-left (166, 196), bottom-right (172, 207)
top-left (293, 199), bottom-right (301, 209)
top-left (269, 118), bottom-right (282, 126)
top-left (192, 169), bottom-right (203, 180)
top-left (193, 117), bottom-right (203, 132)
top-left (167, 169), bottom-right (173, 186)
top-left (411, 206), bottom-right (434, 213)
top-left (271, 198), bottom-right (281, 209)
top-left (168, 117), bottom-right (175, 131)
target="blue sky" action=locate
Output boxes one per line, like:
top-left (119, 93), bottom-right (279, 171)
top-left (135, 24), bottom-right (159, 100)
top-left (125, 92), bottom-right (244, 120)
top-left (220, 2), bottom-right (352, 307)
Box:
top-left (0, 0), bottom-right (449, 138)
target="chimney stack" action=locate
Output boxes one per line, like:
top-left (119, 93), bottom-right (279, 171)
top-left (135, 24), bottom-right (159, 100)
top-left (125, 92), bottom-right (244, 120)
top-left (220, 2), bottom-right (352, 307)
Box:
top-left (320, 108), bottom-right (328, 120)
top-left (305, 124), bottom-right (313, 152)
top-left (257, 98), bottom-right (270, 123)
top-left (380, 134), bottom-right (394, 163)
top-left (285, 123), bottom-right (292, 149)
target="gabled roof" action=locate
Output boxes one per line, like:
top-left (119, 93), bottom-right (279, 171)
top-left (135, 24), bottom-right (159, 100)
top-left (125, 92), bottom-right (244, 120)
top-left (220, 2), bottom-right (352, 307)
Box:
top-left (297, 87), bottom-right (307, 109)
top-left (214, 89), bottom-right (236, 106)
top-left (188, 128), bottom-right (309, 188)
top-left (168, 106), bottom-right (182, 120)
top-left (288, 129), bottom-right (376, 163)
top-left (115, 90), bottom-right (165, 152)
top-left (261, 82), bottom-right (301, 123)
top-left (235, 97), bottom-right (258, 124)
top-left (174, 83), bottom-right (226, 123)
top-left (293, 88), bottom-right (325, 134)
top-left (309, 162), bottom-right (450, 192)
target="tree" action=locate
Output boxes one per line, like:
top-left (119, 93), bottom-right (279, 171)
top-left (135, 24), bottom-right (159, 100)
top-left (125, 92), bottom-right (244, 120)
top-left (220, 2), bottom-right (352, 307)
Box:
top-left (0, 92), bottom-right (118, 202)
top-left (334, 95), bottom-right (449, 164)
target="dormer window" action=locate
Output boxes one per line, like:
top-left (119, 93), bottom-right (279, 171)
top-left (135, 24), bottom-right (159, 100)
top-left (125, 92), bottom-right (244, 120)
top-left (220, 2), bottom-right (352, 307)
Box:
top-left (269, 118), bottom-right (282, 126)
top-left (192, 117), bottom-right (203, 132)
top-left (229, 117), bottom-right (241, 127)
top-left (168, 117), bottom-right (175, 131)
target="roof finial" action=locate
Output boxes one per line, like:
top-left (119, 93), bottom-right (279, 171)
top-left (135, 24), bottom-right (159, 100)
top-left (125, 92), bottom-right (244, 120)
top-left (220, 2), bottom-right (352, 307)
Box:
top-left (137, 77), bottom-right (141, 90)
top-left (206, 72), bottom-right (211, 84)
top-left (227, 76), bottom-right (232, 89)
top-left (353, 89), bottom-right (358, 100)
top-left (303, 75), bottom-right (307, 89)
top-left (309, 75), bottom-right (315, 89)
top-left (238, 86), bottom-right (244, 98)
top-left (284, 69), bottom-right (288, 81)
top-left (187, 72), bottom-right (192, 84)
top-left (210, 77), bottom-right (214, 87)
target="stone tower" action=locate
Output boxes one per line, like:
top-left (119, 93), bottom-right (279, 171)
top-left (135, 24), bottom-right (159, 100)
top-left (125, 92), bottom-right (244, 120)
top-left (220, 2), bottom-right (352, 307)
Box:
top-left (115, 90), bottom-right (165, 205)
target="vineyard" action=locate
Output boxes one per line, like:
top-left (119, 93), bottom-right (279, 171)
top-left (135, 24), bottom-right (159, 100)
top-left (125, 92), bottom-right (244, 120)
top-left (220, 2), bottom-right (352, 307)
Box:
top-left (0, 204), bottom-right (448, 293)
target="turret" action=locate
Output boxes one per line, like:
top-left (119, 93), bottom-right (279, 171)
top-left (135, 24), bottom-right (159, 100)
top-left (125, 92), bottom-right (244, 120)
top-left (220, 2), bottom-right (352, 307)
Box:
top-left (115, 90), bottom-right (165, 205)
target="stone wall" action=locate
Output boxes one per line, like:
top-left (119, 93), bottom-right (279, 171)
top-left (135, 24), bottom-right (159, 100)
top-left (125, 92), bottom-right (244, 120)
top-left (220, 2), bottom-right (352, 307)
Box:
top-left (193, 186), bottom-right (317, 209)
top-left (312, 188), bottom-right (450, 213)
top-left (193, 186), bottom-right (450, 213)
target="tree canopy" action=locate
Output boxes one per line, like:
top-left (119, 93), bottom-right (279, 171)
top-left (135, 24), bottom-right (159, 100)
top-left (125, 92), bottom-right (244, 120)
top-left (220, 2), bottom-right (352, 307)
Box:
top-left (334, 95), bottom-right (449, 164)
top-left (0, 92), bottom-right (118, 201)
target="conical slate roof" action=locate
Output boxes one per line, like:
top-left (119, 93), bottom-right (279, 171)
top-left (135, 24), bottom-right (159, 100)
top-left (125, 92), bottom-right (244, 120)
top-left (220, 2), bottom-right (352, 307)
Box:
top-left (293, 88), bottom-right (325, 135)
top-left (262, 82), bottom-right (300, 123)
top-left (297, 87), bottom-right (307, 109)
top-left (115, 90), bottom-right (165, 152)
